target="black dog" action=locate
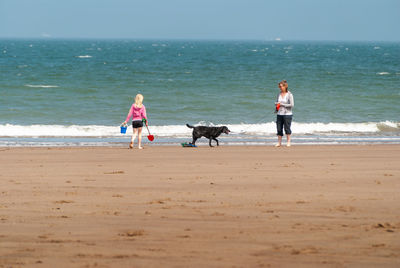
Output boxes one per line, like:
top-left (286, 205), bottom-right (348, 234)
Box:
top-left (186, 124), bottom-right (230, 147)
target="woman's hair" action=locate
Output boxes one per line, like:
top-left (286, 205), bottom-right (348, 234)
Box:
top-left (278, 80), bottom-right (289, 92)
top-left (134, 94), bottom-right (144, 108)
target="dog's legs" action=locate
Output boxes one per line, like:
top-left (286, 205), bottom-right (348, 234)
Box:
top-left (213, 138), bottom-right (219, 146)
top-left (209, 139), bottom-right (214, 147)
top-left (191, 136), bottom-right (198, 145)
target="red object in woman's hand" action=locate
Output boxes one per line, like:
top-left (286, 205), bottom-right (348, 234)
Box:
top-left (276, 103), bottom-right (281, 111)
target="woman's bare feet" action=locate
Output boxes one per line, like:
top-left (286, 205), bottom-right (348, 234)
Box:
top-left (275, 143), bottom-right (281, 147)
top-left (129, 142), bottom-right (133, 149)
top-left (138, 146), bottom-right (143, 149)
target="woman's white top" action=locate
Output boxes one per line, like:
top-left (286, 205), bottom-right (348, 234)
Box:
top-left (276, 91), bottom-right (294, 115)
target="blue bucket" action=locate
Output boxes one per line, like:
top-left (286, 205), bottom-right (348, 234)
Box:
top-left (120, 126), bottom-right (127, 134)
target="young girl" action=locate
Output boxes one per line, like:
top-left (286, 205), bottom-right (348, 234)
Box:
top-left (122, 94), bottom-right (148, 149)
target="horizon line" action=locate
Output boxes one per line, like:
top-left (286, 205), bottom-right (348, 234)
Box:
top-left (0, 37), bottom-right (399, 43)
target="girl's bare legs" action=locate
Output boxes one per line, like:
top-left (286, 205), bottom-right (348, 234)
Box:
top-left (130, 128), bottom-right (138, 149)
top-left (138, 127), bottom-right (143, 149)
top-left (275, 135), bottom-right (282, 147)
top-left (286, 134), bottom-right (291, 147)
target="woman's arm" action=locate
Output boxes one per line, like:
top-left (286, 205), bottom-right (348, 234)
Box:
top-left (280, 93), bottom-right (294, 108)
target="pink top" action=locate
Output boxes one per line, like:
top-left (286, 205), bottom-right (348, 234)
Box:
top-left (125, 104), bottom-right (147, 122)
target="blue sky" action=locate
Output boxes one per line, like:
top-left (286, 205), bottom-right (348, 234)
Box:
top-left (0, 0), bottom-right (399, 41)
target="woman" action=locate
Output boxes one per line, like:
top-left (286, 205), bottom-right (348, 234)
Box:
top-left (122, 94), bottom-right (148, 149)
top-left (275, 80), bottom-right (294, 147)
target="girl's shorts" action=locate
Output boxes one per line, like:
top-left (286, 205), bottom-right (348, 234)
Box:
top-left (132, 120), bottom-right (143, 128)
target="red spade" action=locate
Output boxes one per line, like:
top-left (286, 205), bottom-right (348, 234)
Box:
top-left (145, 124), bottom-right (154, 141)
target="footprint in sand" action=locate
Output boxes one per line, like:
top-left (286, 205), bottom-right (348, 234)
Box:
top-left (333, 206), bottom-right (356, 212)
top-left (148, 198), bottom-right (171, 204)
top-left (104, 170), bottom-right (125, 174)
top-left (54, 200), bottom-right (74, 204)
top-left (211, 212), bottom-right (225, 216)
top-left (112, 254), bottom-right (131, 259)
top-left (38, 235), bottom-right (49, 239)
top-left (177, 235), bottom-right (191, 238)
top-left (373, 223), bottom-right (397, 232)
top-left (119, 230), bottom-right (145, 237)
top-left (262, 210), bottom-right (274, 213)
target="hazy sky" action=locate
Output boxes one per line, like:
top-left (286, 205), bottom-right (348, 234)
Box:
top-left (0, 0), bottom-right (399, 41)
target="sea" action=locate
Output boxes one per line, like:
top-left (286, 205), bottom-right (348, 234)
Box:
top-left (0, 39), bottom-right (399, 147)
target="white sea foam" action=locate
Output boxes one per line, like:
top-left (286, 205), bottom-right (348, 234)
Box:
top-left (374, 46), bottom-right (381, 50)
top-left (0, 124), bottom-right (117, 138)
top-left (76, 55), bottom-right (92, 58)
top-left (377, 72), bottom-right (390, 75)
top-left (0, 121), bottom-right (398, 138)
top-left (25, 84), bottom-right (59, 88)
top-left (227, 121), bottom-right (385, 135)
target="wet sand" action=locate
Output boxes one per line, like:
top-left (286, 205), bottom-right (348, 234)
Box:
top-left (1, 145), bottom-right (399, 267)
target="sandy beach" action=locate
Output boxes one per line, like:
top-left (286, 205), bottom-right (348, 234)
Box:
top-left (0, 145), bottom-right (399, 267)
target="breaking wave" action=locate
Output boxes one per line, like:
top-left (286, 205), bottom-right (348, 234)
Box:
top-left (0, 121), bottom-right (398, 138)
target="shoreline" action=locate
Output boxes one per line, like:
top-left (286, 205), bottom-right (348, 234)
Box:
top-left (1, 142), bottom-right (400, 148)
top-left (1, 145), bottom-right (399, 267)
top-left (2, 136), bottom-right (400, 148)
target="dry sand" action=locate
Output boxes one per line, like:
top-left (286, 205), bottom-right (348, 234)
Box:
top-left (0, 145), bottom-right (399, 267)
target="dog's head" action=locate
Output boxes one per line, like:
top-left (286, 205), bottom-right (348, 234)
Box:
top-left (221, 126), bottom-right (230, 134)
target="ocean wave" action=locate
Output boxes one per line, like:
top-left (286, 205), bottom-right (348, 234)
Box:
top-left (377, 72), bottom-right (390, 75)
top-left (0, 124), bottom-right (117, 138)
top-left (227, 121), bottom-right (396, 135)
top-left (0, 121), bottom-right (398, 138)
top-left (25, 84), bottom-right (59, 88)
top-left (76, 55), bottom-right (92, 58)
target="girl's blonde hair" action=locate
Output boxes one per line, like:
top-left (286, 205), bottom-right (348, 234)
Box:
top-left (134, 94), bottom-right (144, 108)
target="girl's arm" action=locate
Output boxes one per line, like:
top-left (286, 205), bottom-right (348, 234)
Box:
top-left (124, 104), bottom-right (134, 123)
top-left (142, 106), bottom-right (148, 125)
top-left (141, 106), bottom-right (147, 119)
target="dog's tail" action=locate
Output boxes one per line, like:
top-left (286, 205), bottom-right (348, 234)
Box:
top-left (186, 124), bottom-right (194, 129)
